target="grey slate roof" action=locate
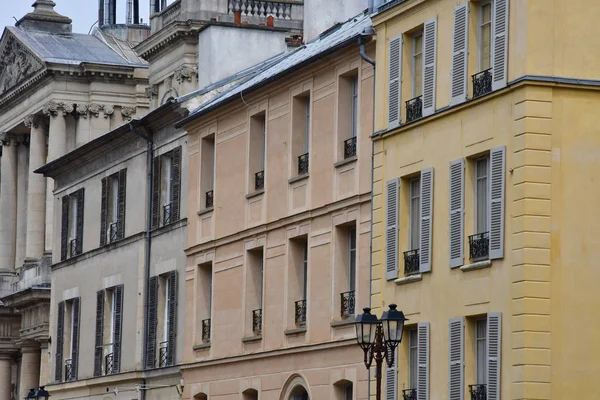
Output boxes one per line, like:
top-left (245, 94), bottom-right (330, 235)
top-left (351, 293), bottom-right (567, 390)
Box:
top-left (179, 11), bottom-right (372, 124)
top-left (8, 26), bottom-right (147, 67)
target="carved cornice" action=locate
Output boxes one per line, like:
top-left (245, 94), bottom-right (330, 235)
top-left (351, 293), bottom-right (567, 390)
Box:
top-left (42, 101), bottom-right (74, 117)
top-left (121, 106), bottom-right (137, 121)
top-left (174, 66), bottom-right (197, 83)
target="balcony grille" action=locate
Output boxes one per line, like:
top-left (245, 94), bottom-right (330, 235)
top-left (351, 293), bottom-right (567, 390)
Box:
top-left (297, 153), bottom-right (309, 175)
top-left (469, 384), bottom-right (487, 400)
top-left (340, 290), bottom-right (355, 319)
top-left (202, 318), bottom-right (211, 342)
top-left (109, 222), bottom-right (118, 243)
top-left (344, 137), bottom-right (357, 159)
top-left (405, 95), bottom-right (423, 122)
top-left (469, 232), bottom-right (489, 261)
top-left (163, 202), bottom-right (173, 225)
top-left (252, 308), bottom-right (262, 336)
top-left (158, 341), bottom-right (169, 368)
top-left (206, 190), bottom-right (214, 208)
top-left (403, 249), bottom-right (420, 275)
top-left (403, 389), bottom-right (417, 400)
top-left (105, 352), bottom-right (114, 375)
top-left (255, 170), bottom-right (265, 190)
top-left (472, 69), bottom-right (493, 98)
top-left (64, 359), bottom-right (73, 382)
top-left (69, 238), bottom-right (78, 258)
top-left (294, 299), bottom-right (306, 326)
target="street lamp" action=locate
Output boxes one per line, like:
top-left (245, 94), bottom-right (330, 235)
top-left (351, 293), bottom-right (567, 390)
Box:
top-left (355, 304), bottom-right (407, 400)
top-left (24, 387), bottom-right (50, 400)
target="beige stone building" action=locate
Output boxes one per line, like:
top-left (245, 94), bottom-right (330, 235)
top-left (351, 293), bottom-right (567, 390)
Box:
top-left (176, 10), bottom-right (375, 400)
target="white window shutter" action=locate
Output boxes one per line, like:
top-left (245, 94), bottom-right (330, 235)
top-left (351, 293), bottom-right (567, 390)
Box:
top-left (449, 159), bottom-right (464, 268)
top-left (491, 0), bottom-right (509, 90)
top-left (449, 317), bottom-right (464, 400)
top-left (388, 35), bottom-right (403, 129)
top-left (450, 3), bottom-right (469, 106)
top-left (422, 17), bottom-right (437, 117)
top-left (386, 348), bottom-right (398, 400)
top-left (487, 313), bottom-right (502, 400)
top-left (386, 178), bottom-right (400, 280)
top-left (488, 146), bottom-right (505, 259)
top-left (417, 322), bottom-right (430, 400)
top-left (419, 168), bottom-right (433, 273)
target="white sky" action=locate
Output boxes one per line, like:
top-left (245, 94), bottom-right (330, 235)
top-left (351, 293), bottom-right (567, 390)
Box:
top-left (1, 0), bottom-right (152, 36)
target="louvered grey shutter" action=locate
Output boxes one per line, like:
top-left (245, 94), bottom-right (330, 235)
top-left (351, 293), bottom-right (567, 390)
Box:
top-left (55, 301), bottom-right (65, 382)
top-left (100, 177), bottom-right (108, 246)
top-left (93, 290), bottom-right (104, 377)
top-left (449, 317), bottom-right (464, 400)
top-left (113, 284), bottom-right (124, 373)
top-left (75, 188), bottom-right (84, 255)
top-left (417, 322), bottom-right (430, 400)
top-left (386, 348), bottom-right (398, 400)
top-left (450, 3), bottom-right (469, 106)
top-left (489, 146), bottom-right (505, 259)
top-left (146, 276), bottom-right (158, 369)
top-left (171, 147), bottom-right (182, 222)
top-left (151, 156), bottom-right (160, 229)
top-left (422, 17), bottom-right (437, 117)
top-left (61, 196), bottom-right (68, 261)
top-left (388, 35), bottom-right (403, 129)
top-left (117, 169), bottom-right (127, 240)
top-left (487, 313), bottom-right (502, 400)
top-left (71, 297), bottom-right (81, 380)
top-left (167, 270), bottom-right (178, 366)
top-left (419, 168), bottom-right (433, 273)
top-left (492, 0), bottom-right (509, 90)
top-left (386, 178), bottom-right (399, 280)
top-left (449, 159), bottom-right (465, 268)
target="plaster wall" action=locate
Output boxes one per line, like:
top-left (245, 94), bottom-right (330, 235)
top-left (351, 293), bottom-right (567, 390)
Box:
top-left (303, 0), bottom-right (368, 42)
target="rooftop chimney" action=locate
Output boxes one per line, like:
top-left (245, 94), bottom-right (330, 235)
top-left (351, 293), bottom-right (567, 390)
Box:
top-left (16, 0), bottom-right (73, 34)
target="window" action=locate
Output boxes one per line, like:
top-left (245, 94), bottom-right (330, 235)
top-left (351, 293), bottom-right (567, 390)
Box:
top-left (295, 241), bottom-right (308, 326)
top-left (100, 169), bottom-right (126, 245)
top-left (348, 227), bottom-right (356, 293)
top-left (475, 157), bottom-right (489, 235)
top-left (411, 33), bottom-right (423, 98)
top-left (292, 93), bottom-right (311, 176)
top-left (61, 188), bottom-right (84, 260)
top-left (475, 319), bottom-right (487, 385)
top-left (147, 271), bottom-right (178, 368)
top-left (289, 237), bottom-right (308, 327)
top-left (289, 386), bottom-right (309, 400)
top-left (152, 147), bottom-right (182, 228)
top-left (243, 389), bottom-right (259, 400)
top-left (408, 328), bottom-right (418, 391)
top-left (409, 178), bottom-right (421, 251)
top-left (198, 262), bottom-right (213, 343)
top-left (336, 226), bottom-right (356, 319)
top-left (479, 1), bottom-right (492, 71)
top-left (201, 135), bottom-right (215, 209)
top-left (334, 381), bottom-right (353, 400)
top-left (338, 72), bottom-right (359, 160)
top-left (249, 112), bottom-right (266, 191)
top-left (247, 248), bottom-right (264, 336)
top-left (55, 298), bottom-right (80, 382)
top-left (94, 285), bottom-right (123, 376)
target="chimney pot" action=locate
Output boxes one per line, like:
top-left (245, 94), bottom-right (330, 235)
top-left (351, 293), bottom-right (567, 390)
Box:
top-left (234, 10), bottom-right (241, 24)
top-left (267, 15), bottom-right (274, 27)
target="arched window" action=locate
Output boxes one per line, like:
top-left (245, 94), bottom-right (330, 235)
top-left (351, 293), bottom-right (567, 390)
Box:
top-left (243, 388), bottom-right (259, 400)
top-left (280, 374), bottom-right (311, 400)
top-left (333, 379), bottom-right (353, 400)
top-left (193, 393), bottom-right (208, 400)
top-left (289, 386), bottom-right (309, 400)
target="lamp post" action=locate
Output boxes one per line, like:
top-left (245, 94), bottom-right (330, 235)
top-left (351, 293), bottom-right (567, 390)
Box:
top-left (24, 387), bottom-right (50, 400)
top-left (354, 304), bottom-right (408, 400)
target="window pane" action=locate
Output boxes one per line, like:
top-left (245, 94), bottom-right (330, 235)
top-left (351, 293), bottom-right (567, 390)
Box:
top-left (351, 77), bottom-right (358, 138)
top-left (476, 320), bottom-right (487, 384)
top-left (410, 178), bottom-right (421, 249)
top-left (408, 329), bottom-right (418, 389)
top-left (476, 158), bottom-right (489, 234)
top-left (480, 3), bottom-right (492, 70)
top-left (349, 227), bottom-right (356, 291)
top-left (413, 34), bottom-right (423, 97)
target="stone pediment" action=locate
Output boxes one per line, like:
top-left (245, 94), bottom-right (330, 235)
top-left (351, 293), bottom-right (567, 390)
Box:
top-left (0, 33), bottom-right (44, 94)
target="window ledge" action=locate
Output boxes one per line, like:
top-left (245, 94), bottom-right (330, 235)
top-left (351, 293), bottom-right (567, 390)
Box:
top-left (246, 189), bottom-right (265, 199)
top-left (242, 334), bottom-right (262, 343)
top-left (284, 326), bottom-right (307, 336)
top-left (331, 316), bottom-right (355, 328)
top-left (334, 156), bottom-right (357, 168)
top-left (288, 173), bottom-right (309, 184)
top-left (394, 273), bottom-right (422, 285)
top-left (193, 343), bottom-right (211, 351)
top-left (197, 207), bottom-right (214, 216)
top-left (460, 259), bottom-right (492, 272)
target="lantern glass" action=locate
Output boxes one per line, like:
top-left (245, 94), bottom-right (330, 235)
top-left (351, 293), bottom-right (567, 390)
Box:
top-left (354, 307), bottom-right (379, 351)
top-left (35, 386), bottom-right (50, 400)
top-left (24, 389), bottom-right (36, 400)
top-left (380, 304), bottom-right (407, 346)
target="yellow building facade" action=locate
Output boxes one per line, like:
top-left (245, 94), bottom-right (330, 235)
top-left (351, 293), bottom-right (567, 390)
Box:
top-left (370, 0), bottom-right (600, 400)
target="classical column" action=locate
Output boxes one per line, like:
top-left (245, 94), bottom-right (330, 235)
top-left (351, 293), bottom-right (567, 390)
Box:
top-left (25, 115), bottom-right (47, 260)
top-left (0, 355), bottom-right (12, 400)
top-left (15, 136), bottom-right (29, 270)
top-left (0, 135), bottom-right (18, 273)
top-left (19, 344), bottom-right (41, 399)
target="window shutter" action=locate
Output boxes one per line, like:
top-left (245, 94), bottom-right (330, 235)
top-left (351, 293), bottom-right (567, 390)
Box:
top-left (489, 146), bottom-right (505, 259)
top-left (491, 0), bottom-right (509, 90)
top-left (419, 168), bottom-right (433, 273)
top-left (117, 169), bottom-right (127, 240)
top-left (113, 284), bottom-right (124, 373)
top-left (151, 156), bottom-right (160, 229)
top-left (76, 188), bottom-right (84, 255)
top-left (94, 290), bottom-right (104, 377)
top-left (487, 313), bottom-right (502, 400)
top-left (385, 349), bottom-right (397, 400)
top-left (167, 270), bottom-right (178, 366)
top-left (71, 297), bottom-right (81, 380)
top-left (61, 196), bottom-right (68, 261)
top-left (171, 147), bottom-right (182, 222)
top-left (449, 159), bottom-right (465, 268)
top-left (449, 317), bottom-right (464, 400)
top-left (100, 178), bottom-right (108, 246)
top-left (146, 276), bottom-right (158, 369)
top-left (417, 322), bottom-right (430, 400)
top-left (387, 35), bottom-right (403, 129)
top-left (385, 178), bottom-right (399, 280)
top-left (422, 17), bottom-right (437, 117)
top-left (450, 3), bottom-right (469, 106)
top-left (55, 301), bottom-right (64, 382)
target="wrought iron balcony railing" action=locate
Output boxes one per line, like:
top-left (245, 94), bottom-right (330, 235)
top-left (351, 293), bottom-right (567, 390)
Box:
top-left (405, 95), bottom-right (423, 122)
top-left (403, 389), bottom-right (417, 400)
top-left (255, 170), bottom-right (265, 190)
top-left (109, 222), bottom-right (118, 243)
top-left (105, 352), bottom-right (114, 375)
top-left (472, 69), bottom-right (493, 98)
top-left (252, 308), bottom-right (262, 336)
top-left (202, 318), bottom-right (211, 342)
top-left (403, 249), bottom-right (420, 275)
top-left (163, 202), bottom-right (173, 225)
top-left (298, 153), bottom-right (309, 175)
top-left (158, 341), bottom-right (169, 367)
top-left (64, 359), bottom-right (73, 382)
top-left (206, 190), bottom-right (214, 208)
top-left (344, 136), bottom-right (357, 159)
top-left (294, 299), bottom-right (307, 326)
top-left (469, 232), bottom-right (489, 261)
top-left (340, 290), bottom-right (356, 319)
top-left (469, 384), bottom-right (487, 400)
top-left (69, 238), bottom-right (79, 258)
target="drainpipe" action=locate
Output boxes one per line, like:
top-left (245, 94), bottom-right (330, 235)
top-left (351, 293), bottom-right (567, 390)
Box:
top-left (129, 120), bottom-right (153, 400)
top-left (359, 26), bottom-right (376, 400)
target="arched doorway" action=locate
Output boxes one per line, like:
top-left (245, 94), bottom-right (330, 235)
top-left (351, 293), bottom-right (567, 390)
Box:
top-left (280, 374), bottom-right (311, 400)
top-left (289, 385), bottom-right (309, 400)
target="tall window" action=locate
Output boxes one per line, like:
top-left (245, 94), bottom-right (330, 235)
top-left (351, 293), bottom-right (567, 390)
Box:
top-left (305, 97), bottom-right (311, 153)
top-left (408, 328), bottom-right (418, 390)
top-left (146, 271), bottom-right (178, 368)
top-left (94, 285), bottom-right (123, 377)
top-left (250, 112), bottom-right (266, 191)
top-left (61, 189), bottom-right (84, 260)
top-left (198, 262), bottom-right (213, 343)
top-left (55, 298), bottom-right (80, 382)
top-left (201, 135), bottom-right (215, 209)
top-left (152, 147), bottom-right (182, 228)
top-left (475, 157), bottom-right (489, 234)
top-left (348, 227), bottom-right (356, 292)
top-left (475, 319), bottom-right (487, 385)
top-left (351, 77), bottom-right (358, 138)
top-left (292, 93), bottom-right (311, 176)
top-left (479, 1), bottom-right (492, 71)
top-left (338, 72), bottom-right (359, 160)
top-left (247, 248), bottom-right (264, 336)
top-left (411, 32), bottom-right (423, 98)
top-left (409, 178), bottom-right (421, 250)
top-left (101, 169), bottom-right (126, 245)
